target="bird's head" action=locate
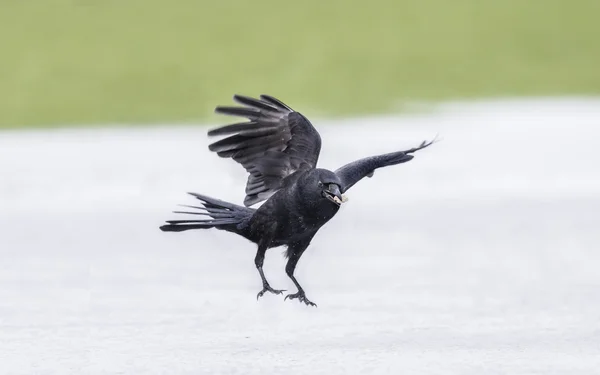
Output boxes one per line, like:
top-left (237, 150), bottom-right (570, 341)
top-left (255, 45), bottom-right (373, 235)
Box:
top-left (313, 169), bottom-right (347, 207)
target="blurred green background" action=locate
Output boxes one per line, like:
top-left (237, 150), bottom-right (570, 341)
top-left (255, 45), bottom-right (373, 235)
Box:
top-left (1, 0), bottom-right (599, 129)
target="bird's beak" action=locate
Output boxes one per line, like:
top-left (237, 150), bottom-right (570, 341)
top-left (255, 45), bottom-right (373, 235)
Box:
top-left (323, 184), bottom-right (345, 206)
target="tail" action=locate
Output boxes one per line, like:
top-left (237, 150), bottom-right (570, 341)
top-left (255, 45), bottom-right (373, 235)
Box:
top-left (159, 192), bottom-right (254, 233)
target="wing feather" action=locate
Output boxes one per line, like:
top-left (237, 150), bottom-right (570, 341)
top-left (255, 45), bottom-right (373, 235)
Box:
top-left (208, 94), bottom-right (322, 206)
top-left (335, 138), bottom-right (437, 193)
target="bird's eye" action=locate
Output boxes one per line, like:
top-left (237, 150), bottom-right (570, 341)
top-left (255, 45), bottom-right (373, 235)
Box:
top-left (318, 181), bottom-right (323, 187)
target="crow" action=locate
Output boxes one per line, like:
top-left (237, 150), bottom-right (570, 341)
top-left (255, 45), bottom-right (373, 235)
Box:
top-left (160, 94), bottom-right (435, 306)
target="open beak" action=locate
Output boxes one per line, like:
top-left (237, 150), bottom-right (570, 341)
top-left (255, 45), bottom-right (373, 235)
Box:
top-left (323, 184), bottom-right (345, 206)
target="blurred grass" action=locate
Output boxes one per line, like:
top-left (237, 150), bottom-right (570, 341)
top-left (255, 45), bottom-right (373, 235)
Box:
top-left (1, 0), bottom-right (599, 129)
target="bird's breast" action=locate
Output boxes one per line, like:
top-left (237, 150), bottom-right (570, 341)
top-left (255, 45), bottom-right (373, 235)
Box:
top-left (298, 203), bottom-right (339, 228)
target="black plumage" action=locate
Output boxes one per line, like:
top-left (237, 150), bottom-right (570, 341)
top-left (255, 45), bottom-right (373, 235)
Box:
top-left (160, 94), bottom-right (436, 306)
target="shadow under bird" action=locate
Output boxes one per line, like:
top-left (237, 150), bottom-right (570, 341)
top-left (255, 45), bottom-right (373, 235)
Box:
top-left (160, 94), bottom-right (436, 306)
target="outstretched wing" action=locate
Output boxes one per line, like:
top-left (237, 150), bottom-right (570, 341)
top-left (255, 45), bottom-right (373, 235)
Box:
top-left (335, 138), bottom-right (437, 193)
top-left (207, 94), bottom-right (322, 207)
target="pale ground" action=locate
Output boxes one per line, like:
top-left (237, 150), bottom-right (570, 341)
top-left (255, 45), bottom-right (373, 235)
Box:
top-left (1, 98), bottom-right (599, 374)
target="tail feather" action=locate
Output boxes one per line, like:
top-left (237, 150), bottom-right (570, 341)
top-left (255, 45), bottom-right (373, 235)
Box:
top-left (158, 224), bottom-right (211, 232)
top-left (159, 193), bottom-right (254, 233)
top-left (165, 219), bottom-right (241, 225)
top-left (172, 210), bottom-right (232, 218)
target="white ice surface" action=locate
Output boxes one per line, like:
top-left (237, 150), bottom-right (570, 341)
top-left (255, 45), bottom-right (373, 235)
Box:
top-left (1, 98), bottom-right (599, 374)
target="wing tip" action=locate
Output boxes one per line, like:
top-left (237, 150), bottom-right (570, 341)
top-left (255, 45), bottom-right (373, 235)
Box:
top-left (259, 94), bottom-right (294, 111)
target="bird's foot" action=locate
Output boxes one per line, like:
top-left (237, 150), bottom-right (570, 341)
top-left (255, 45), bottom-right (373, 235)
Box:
top-left (256, 285), bottom-right (286, 300)
top-left (284, 291), bottom-right (317, 307)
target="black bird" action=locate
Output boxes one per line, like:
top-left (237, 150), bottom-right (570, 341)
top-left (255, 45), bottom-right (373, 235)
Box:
top-left (160, 94), bottom-right (435, 306)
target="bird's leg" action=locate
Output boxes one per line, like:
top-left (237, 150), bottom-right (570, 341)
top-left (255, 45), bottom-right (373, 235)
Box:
top-left (255, 245), bottom-right (285, 300)
top-left (283, 242), bottom-right (317, 307)
top-left (284, 275), bottom-right (317, 307)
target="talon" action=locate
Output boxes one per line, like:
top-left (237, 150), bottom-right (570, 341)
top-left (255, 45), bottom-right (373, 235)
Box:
top-left (257, 285), bottom-right (286, 300)
top-left (284, 291), bottom-right (317, 307)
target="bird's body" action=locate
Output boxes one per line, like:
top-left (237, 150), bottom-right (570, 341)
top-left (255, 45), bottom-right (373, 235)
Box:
top-left (254, 169), bottom-right (341, 245)
top-left (160, 94), bottom-right (435, 306)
